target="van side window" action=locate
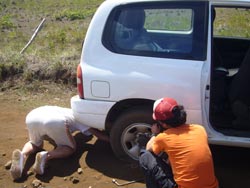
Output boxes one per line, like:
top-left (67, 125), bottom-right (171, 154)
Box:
top-left (103, 1), bottom-right (208, 61)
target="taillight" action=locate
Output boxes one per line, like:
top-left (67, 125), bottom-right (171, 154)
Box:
top-left (77, 64), bottom-right (84, 98)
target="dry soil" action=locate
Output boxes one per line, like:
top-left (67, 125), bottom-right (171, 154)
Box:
top-left (0, 85), bottom-right (145, 188)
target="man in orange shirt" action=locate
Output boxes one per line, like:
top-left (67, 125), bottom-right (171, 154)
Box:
top-left (138, 97), bottom-right (219, 188)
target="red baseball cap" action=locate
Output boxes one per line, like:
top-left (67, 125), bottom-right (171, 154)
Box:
top-left (153, 97), bottom-right (178, 121)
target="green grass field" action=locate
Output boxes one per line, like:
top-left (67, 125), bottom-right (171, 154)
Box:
top-left (0, 0), bottom-right (103, 85)
top-left (0, 1), bottom-right (249, 89)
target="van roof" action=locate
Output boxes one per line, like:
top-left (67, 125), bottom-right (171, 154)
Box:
top-left (105, 0), bottom-right (250, 4)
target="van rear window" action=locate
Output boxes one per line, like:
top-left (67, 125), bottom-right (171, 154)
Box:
top-left (102, 1), bottom-right (208, 61)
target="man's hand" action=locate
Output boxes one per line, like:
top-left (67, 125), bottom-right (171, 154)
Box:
top-left (151, 123), bottom-right (161, 135)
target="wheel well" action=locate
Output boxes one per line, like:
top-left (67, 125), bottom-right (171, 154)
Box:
top-left (105, 99), bottom-right (154, 132)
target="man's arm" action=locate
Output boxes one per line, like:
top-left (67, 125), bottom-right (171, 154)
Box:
top-left (88, 128), bottom-right (110, 142)
top-left (146, 136), bottom-right (156, 151)
top-left (146, 123), bottom-right (161, 151)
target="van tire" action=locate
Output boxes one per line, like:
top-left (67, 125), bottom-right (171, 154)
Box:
top-left (110, 106), bottom-right (153, 162)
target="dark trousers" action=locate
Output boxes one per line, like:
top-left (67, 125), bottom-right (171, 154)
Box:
top-left (139, 150), bottom-right (177, 188)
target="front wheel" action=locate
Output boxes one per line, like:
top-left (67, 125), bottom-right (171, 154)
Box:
top-left (110, 106), bottom-right (154, 162)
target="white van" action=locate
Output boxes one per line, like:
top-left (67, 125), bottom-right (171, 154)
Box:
top-left (71, 0), bottom-right (250, 162)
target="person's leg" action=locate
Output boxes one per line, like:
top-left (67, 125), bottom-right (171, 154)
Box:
top-left (10, 140), bottom-right (43, 179)
top-left (10, 117), bottom-right (44, 181)
top-left (33, 122), bottom-right (76, 175)
top-left (139, 151), bottom-right (159, 188)
top-left (139, 150), bottom-right (175, 188)
top-left (21, 141), bottom-right (43, 159)
top-left (10, 141), bottom-right (42, 180)
top-left (32, 145), bottom-right (75, 175)
top-left (47, 145), bottom-right (76, 160)
top-left (10, 149), bottom-right (24, 180)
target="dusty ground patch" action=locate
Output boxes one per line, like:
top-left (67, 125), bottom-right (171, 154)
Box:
top-left (0, 84), bottom-right (145, 188)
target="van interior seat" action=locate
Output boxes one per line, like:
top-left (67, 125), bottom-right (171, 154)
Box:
top-left (115, 9), bottom-right (162, 51)
top-left (229, 46), bottom-right (250, 129)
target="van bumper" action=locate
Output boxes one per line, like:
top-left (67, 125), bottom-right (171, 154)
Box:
top-left (70, 95), bottom-right (115, 130)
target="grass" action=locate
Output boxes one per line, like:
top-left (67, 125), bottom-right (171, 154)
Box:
top-left (0, 15), bottom-right (15, 30)
top-left (0, 0), bottom-right (103, 88)
top-left (214, 8), bottom-right (250, 38)
top-left (145, 9), bottom-right (192, 31)
top-left (0, 1), bottom-right (249, 92)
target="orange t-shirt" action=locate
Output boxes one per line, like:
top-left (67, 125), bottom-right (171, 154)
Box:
top-left (152, 124), bottom-right (218, 188)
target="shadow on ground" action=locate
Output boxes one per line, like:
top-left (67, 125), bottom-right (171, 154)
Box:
top-left (210, 145), bottom-right (250, 188)
top-left (85, 137), bottom-right (144, 183)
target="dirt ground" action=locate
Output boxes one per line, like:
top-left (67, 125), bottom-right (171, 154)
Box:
top-left (0, 85), bottom-right (145, 188)
top-left (2, 84), bottom-right (250, 188)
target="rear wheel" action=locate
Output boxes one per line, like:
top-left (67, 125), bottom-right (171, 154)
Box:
top-left (110, 106), bottom-right (154, 162)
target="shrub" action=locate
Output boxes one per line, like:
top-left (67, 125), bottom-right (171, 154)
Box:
top-left (55, 10), bottom-right (86, 21)
top-left (0, 15), bottom-right (15, 30)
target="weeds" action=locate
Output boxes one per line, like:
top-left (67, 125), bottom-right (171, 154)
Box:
top-left (0, 53), bottom-right (25, 81)
top-left (214, 8), bottom-right (250, 38)
top-left (55, 10), bottom-right (88, 21)
top-left (0, 15), bottom-right (15, 30)
top-left (1, 0), bottom-right (249, 91)
top-left (0, 0), bottom-right (102, 88)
